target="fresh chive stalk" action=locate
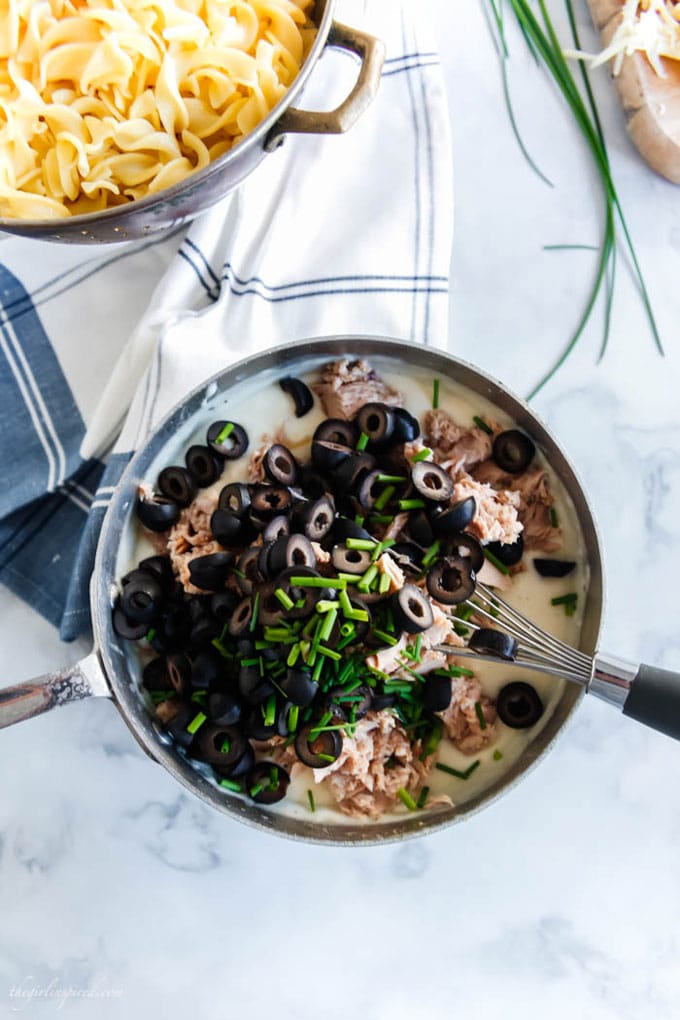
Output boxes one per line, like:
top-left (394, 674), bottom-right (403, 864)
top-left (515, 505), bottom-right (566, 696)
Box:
top-left (410, 447), bottom-right (432, 463)
top-left (436, 760), bottom-right (481, 781)
top-left (307, 789), bottom-right (316, 812)
top-left (215, 421), bottom-right (234, 445)
top-left (397, 788), bottom-right (418, 811)
top-left (432, 378), bottom-right (440, 409)
top-left (474, 701), bottom-right (488, 731)
top-left (483, 547), bottom-right (511, 575)
top-left (356, 432), bottom-right (369, 451)
top-left (473, 415), bottom-right (493, 435)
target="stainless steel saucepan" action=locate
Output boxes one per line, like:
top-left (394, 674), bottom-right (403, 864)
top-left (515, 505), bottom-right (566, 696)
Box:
top-left (0, 337), bottom-right (605, 845)
top-left (0, 0), bottom-right (384, 244)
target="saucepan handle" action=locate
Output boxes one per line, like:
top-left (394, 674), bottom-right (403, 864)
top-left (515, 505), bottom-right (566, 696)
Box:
top-left (622, 663), bottom-right (680, 741)
top-left (264, 21), bottom-right (385, 152)
top-left (590, 653), bottom-right (680, 741)
top-left (0, 650), bottom-right (111, 730)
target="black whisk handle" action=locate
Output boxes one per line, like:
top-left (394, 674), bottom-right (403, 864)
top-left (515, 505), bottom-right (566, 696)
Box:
top-left (623, 664), bottom-right (680, 741)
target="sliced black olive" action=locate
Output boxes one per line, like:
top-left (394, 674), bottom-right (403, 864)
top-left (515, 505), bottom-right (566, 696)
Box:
top-left (234, 547), bottom-right (262, 595)
top-left (157, 466), bottom-right (196, 507)
top-left (256, 582), bottom-right (285, 627)
top-left (188, 612), bottom-right (220, 651)
top-left (533, 558), bottom-right (576, 578)
top-left (426, 556), bottom-right (476, 605)
top-left (167, 651), bottom-right (193, 697)
top-left (211, 589), bottom-right (239, 624)
top-left (331, 516), bottom-right (373, 544)
top-left (296, 465), bottom-right (329, 500)
top-left (492, 429), bottom-right (535, 474)
top-left (112, 603), bottom-right (148, 640)
top-left (278, 567), bottom-right (332, 619)
top-left (211, 509), bottom-right (247, 547)
top-left (279, 376), bottom-right (314, 417)
top-left (485, 534), bottom-right (524, 567)
top-left (468, 628), bottom-right (518, 661)
top-left (263, 443), bottom-right (299, 487)
top-left (371, 687), bottom-right (397, 711)
top-left (331, 544), bottom-right (372, 575)
top-left (263, 514), bottom-right (290, 544)
top-left (188, 551), bottom-right (234, 591)
top-left (326, 684), bottom-right (372, 720)
top-left (250, 484), bottom-right (292, 521)
top-left (313, 418), bottom-right (359, 448)
top-left (432, 497), bottom-right (477, 537)
top-left (167, 702), bottom-right (200, 750)
top-left (243, 708), bottom-right (278, 741)
top-left (137, 555), bottom-right (175, 592)
top-left (142, 657), bottom-right (171, 691)
top-left (445, 533), bottom-right (484, 574)
top-left (238, 663), bottom-right (275, 704)
top-left (355, 402), bottom-right (396, 448)
top-left (228, 596), bottom-right (253, 636)
top-left (422, 674), bottom-right (453, 712)
top-left (411, 461), bottom-right (454, 503)
top-left (389, 542), bottom-right (424, 575)
top-left (294, 725), bottom-right (343, 769)
top-left (185, 445), bottom-right (222, 487)
top-left (197, 723), bottom-right (247, 767)
top-left (333, 451), bottom-right (376, 492)
top-left (151, 604), bottom-right (190, 651)
top-left (214, 742), bottom-right (255, 780)
top-left (407, 509), bottom-right (435, 548)
top-left (191, 649), bottom-right (223, 690)
top-left (208, 690), bottom-right (242, 727)
top-left (280, 668), bottom-right (318, 707)
top-left (297, 495), bottom-right (335, 542)
top-left (497, 681), bottom-right (543, 728)
top-left (357, 470), bottom-right (387, 510)
top-left (119, 572), bottom-right (164, 624)
top-left (391, 583), bottom-right (435, 633)
top-left (274, 700), bottom-right (299, 737)
top-left (311, 440), bottom-right (353, 475)
top-left (135, 493), bottom-right (180, 532)
top-left (393, 406), bottom-right (420, 444)
top-left (218, 482), bottom-right (251, 516)
top-left (284, 533), bottom-right (317, 570)
top-left (207, 420), bottom-right (249, 460)
top-left (246, 762), bottom-right (290, 804)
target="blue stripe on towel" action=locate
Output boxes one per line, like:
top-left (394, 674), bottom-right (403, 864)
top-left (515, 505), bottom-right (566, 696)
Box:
top-left (0, 263), bottom-right (87, 514)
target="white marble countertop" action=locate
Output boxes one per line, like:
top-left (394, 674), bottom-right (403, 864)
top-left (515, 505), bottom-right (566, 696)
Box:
top-left (2, 1), bottom-right (680, 1017)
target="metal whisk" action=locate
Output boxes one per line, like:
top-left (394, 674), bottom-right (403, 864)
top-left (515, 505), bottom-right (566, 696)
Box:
top-left (436, 583), bottom-right (680, 742)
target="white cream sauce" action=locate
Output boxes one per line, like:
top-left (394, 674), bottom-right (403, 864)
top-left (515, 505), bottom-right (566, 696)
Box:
top-left (118, 353), bottom-right (589, 826)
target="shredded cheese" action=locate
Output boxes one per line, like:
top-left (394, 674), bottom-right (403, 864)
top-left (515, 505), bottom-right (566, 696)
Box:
top-left (566, 0), bottom-right (680, 77)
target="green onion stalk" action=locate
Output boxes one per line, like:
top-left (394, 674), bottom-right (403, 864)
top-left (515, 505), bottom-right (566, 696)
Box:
top-left (484, 0), bottom-right (662, 400)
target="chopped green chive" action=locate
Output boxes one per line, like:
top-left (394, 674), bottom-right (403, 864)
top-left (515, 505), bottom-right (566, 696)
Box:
top-left (249, 590), bottom-right (260, 632)
top-left (551, 592), bottom-right (578, 617)
top-left (432, 378), bottom-right (440, 409)
top-left (473, 415), bottom-right (493, 435)
top-left (376, 474), bottom-right (407, 484)
top-left (378, 571), bottom-right (391, 594)
top-left (307, 789), bottom-right (316, 812)
top-left (397, 787), bottom-right (418, 811)
top-left (345, 607), bottom-right (369, 622)
top-left (340, 622), bottom-right (355, 638)
top-left (290, 576), bottom-right (346, 589)
top-left (373, 485), bottom-right (395, 512)
top-left (474, 701), bottom-right (487, 731)
top-left (287, 643), bottom-right (301, 667)
top-left (550, 506), bottom-right (559, 528)
top-left (215, 421), bottom-right (234, 445)
top-left (357, 563), bottom-right (379, 592)
top-left (398, 498), bottom-right (426, 511)
top-left (492, 749), bottom-right (503, 762)
top-left (288, 705), bottom-right (299, 732)
top-left (316, 753), bottom-right (336, 764)
top-left (410, 447), bottom-right (432, 463)
top-left (372, 628), bottom-right (398, 646)
top-left (368, 514), bottom-right (393, 524)
top-left (186, 711), bottom-right (206, 735)
top-left (420, 718), bottom-right (443, 759)
top-left (316, 645), bottom-right (341, 661)
top-left (346, 538), bottom-right (377, 551)
top-left (249, 783), bottom-right (264, 798)
top-left (436, 760), bottom-right (481, 781)
top-left (319, 607), bottom-right (337, 643)
top-left (219, 737), bottom-right (231, 754)
top-left (263, 694), bottom-right (276, 727)
top-left (219, 778), bottom-right (242, 792)
top-left (356, 431), bottom-right (370, 451)
top-left (274, 587), bottom-right (294, 611)
top-left (483, 547), bottom-right (511, 575)
top-left (145, 627), bottom-right (156, 643)
top-left (315, 599), bottom-right (338, 614)
top-left (416, 786), bottom-right (430, 809)
top-left (354, 514), bottom-right (365, 526)
top-left (422, 540), bottom-right (441, 568)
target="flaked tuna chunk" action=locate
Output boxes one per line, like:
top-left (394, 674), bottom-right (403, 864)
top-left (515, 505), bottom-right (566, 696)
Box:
top-left (312, 359), bottom-right (402, 420)
top-left (376, 551), bottom-right (405, 593)
top-left (317, 712), bottom-right (429, 818)
top-left (419, 603), bottom-right (465, 652)
top-left (452, 474), bottom-right (523, 546)
top-left (473, 460), bottom-right (561, 552)
top-left (166, 492), bottom-right (222, 593)
top-left (437, 674), bottom-right (497, 755)
top-left (365, 635), bottom-right (408, 675)
top-left (423, 409), bottom-right (494, 472)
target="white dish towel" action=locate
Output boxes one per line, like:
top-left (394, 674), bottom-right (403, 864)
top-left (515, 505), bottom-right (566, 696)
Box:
top-left (0, 0), bottom-right (453, 639)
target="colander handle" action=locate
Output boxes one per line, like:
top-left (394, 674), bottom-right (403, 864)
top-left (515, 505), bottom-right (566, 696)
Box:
top-left (622, 663), bottom-right (680, 741)
top-left (264, 21), bottom-right (385, 152)
top-left (0, 651), bottom-right (110, 730)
